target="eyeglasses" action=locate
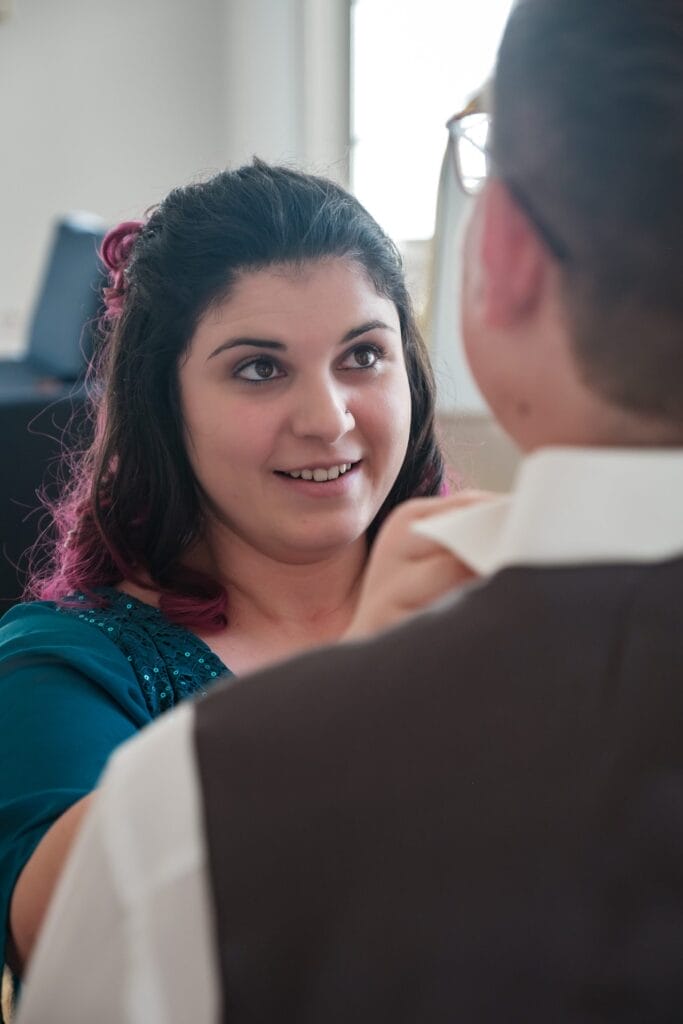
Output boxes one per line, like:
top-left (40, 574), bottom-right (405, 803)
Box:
top-left (446, 101), bottom-right (571, 263)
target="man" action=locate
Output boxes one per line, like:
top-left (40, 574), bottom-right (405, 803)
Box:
top-left (17, 0), bottom-right (683, 1020)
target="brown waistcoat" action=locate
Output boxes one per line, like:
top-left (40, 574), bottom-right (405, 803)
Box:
top-left (195, 558), bottom-right (683, 1023)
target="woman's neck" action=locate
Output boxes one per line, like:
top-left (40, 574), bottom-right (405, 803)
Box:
top-left (118, 527), bottom-right (368, 674)
top-left (186, 526), bottom-right (367, 639)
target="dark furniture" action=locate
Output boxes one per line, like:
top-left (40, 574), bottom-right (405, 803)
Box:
top-left (0, 391), bottom-right (90, 610)
top-left (0, 213), bottom-right (105, 608)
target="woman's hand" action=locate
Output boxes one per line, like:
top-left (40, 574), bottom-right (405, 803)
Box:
top-left (345, 491), bottom-right (497, 641)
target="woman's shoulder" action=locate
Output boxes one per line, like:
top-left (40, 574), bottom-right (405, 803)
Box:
top-left (0, 596), bottom-right (142, 654)
top-left (0, 597), bottom-right (119, 650)
top-left (0, 589), bottom-right (229, 716)
top-left (0, 593), bottom-right (144, 675)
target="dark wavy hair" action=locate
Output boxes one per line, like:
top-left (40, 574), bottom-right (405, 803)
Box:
top-left (29, 160), bottom-right (444, 630)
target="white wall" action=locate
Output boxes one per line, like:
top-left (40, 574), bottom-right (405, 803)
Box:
top-left (0, 0), bottom-right (350, 354)
top-left (0, 0), bottom-right (226, 350)
top-left (220, 0), bottom-right (349, 177)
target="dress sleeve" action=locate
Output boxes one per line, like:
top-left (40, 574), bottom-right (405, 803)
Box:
top-left (0, 602), bottom-right (151, 964)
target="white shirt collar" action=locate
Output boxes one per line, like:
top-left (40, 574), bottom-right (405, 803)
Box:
top-left (414, 446), bottom-right (683, 575)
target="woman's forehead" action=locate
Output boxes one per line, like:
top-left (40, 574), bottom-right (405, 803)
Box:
top-left (228, 256), bottom-right (388, 302)
top-left (196, 258), bottom-right (400, 340)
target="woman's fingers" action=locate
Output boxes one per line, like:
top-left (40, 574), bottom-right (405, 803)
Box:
top-left (345, 490), bottom-right (499, 640)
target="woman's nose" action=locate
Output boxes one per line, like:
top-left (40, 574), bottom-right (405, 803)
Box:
top-left (290, 379), bottom-right (355, 443)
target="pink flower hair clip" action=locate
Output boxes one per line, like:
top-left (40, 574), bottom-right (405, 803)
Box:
top-left (100, 219), bottom-right (145, 320)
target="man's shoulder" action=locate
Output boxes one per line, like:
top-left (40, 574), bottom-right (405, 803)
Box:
top-left (195, 556), bottom-right (683, 746)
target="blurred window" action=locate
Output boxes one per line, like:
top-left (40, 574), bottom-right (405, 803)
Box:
top-left (350, 0), bottom-right (514, 242)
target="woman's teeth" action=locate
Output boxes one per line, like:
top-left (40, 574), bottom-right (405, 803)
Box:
top-left (286, 462), bottom-right (353, 482)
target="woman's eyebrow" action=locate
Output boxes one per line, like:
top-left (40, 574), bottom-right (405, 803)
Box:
top-left (208, 320), bottom-right (395, 360)
top-left (340, 320), bottom-right (396, 344)
top-left (208, 337), bottom-right (285, 360)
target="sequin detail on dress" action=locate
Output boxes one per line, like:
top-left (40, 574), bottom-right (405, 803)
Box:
top-left (56, 588), bottom-right (229, 716)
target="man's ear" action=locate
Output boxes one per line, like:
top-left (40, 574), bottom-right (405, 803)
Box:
top-left (477, 177), bottom-right (546, 328)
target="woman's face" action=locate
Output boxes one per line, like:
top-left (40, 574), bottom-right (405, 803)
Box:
top-left (179, 258), bottom-right (412, 564)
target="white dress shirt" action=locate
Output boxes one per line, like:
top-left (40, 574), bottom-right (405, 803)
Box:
top-left (16, 447), bottom-right (683, 1024)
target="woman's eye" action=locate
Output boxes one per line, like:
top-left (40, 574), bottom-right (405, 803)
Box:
top-left (341, 344), bottom-right (382, 370)
top-left (234, 358), bottom-right (284, 382)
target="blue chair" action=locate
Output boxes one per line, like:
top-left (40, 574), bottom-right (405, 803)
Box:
top-left (0, 213), bottom-right (106, 400)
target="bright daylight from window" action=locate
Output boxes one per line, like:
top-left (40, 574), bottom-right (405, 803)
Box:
top-left (351, 0), bottom-right (515, 242)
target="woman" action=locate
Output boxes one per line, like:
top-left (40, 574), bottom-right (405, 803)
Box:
top-left (0, 160), bottom-right (446, 979)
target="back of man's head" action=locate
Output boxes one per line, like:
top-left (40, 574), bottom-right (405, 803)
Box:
top-left (494, 0), bottom-right (683, 422)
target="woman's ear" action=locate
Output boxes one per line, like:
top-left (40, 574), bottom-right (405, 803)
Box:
top-left (477, 177), bottom-right (546, 328)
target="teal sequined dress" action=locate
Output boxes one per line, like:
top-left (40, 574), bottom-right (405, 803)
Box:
top-left (58, 589), bottom-right (228, 714)
top-left (0, 588), bottom-right (231, 991)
